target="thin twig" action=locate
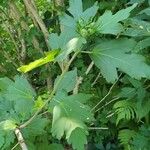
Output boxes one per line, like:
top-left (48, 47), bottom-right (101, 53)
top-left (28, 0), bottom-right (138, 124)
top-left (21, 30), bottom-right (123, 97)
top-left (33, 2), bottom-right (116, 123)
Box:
top-left (95, 97), bottom-right (120, 112)
top-left (39, 110), bottom-right (49, 116)
top-left (14, 128), bottom-right (28, 150)
top-left (88, 127), bottom-right (108, 130)
top-left (73, 76), bottom-right (83, 94)
top-left (91, 72), bottom-right (101, 87)
top-left (106, 112), bottom-right (115, 118)
top-left (85, 61), bottom-right (94, 75)
top-left (91, 74), bottom-right (122, 112)
top-left (145, 84), bottom-right (150, 90)
top-left (20, 52), bottom-right (78, 128)
top-left (73, 61), bottom-right (94, 94)
top-left (11, 142), bottom-right (19, 150)
top-left (81, 51), bottom-right (93, 54)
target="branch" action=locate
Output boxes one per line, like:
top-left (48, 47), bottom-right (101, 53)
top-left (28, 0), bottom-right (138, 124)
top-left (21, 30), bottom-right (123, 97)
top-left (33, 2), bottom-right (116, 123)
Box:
top-left (25, 0), bottom-right (40, 30)
top-left (8, 1), bottom-right (43, 54)
top-left (11, 142), bottom-right (19, 150)
top-left (14, 128), bottom-right (28, 150)
top-left (88, 127), bottom-right (108, 130)
top-left (8, 1), bottom-right (53, 90)
top-left (73, 61), bottom-right (94, 94)
top-left (17, 27), bottom-right (26, 63)
top-left (20, 52), bottom-right (79, 128)
top-left (91, 74), bottom-right (122, 112)
top-left (91, 72), bottom-right (101, 87)
top-left (22, 0), bottom-right (50, 48)
top-left (95, 97), bottom-right (120, 112)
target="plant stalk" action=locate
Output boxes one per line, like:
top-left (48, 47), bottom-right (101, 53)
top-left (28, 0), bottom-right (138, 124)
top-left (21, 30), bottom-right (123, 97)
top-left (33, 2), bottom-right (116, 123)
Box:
top-left (20, 52), bottom-right (78, 128)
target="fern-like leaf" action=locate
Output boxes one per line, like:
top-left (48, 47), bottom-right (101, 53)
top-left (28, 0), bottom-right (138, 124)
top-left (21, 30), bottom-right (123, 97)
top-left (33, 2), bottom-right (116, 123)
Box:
top-left (118, 129), bottom-right (136, 149)
top-left (114, 100), bottom-right (137, 124)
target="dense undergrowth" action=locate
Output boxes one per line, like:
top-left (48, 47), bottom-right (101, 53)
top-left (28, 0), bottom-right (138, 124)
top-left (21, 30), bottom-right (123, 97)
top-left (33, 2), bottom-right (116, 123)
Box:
top-left (0, 0), bottom-right (150, 150)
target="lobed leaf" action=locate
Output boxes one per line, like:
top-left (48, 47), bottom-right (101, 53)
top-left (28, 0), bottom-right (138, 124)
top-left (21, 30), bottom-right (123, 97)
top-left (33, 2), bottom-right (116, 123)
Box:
top-left (54, 69), bottom-right (77, 93)
top-left (4, 76), bottom-right (36, 117)
top-left (51, 93), bottom-right (93, 148)
top-left (97, 4), bottom-right (137, 35)
top-left (90, 38), bottom-right (150, 83)
top-left (68, 128), bottom-right (88, 150)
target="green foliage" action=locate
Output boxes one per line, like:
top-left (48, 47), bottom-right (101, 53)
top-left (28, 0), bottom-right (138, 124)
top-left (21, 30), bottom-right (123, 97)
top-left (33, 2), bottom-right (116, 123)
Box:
top-left (132, 126), bottom-right (150, 150)
top-left (119, 129), bottom-right (136, 145)
top-left (123, 18), bottom-right (150, 37)
top-left (96, 4), bottom-right (137, 35)
top-left (90, 38), bottom-right (150, 83)
top-left (114, 100), bottom-right (137, 124)
top-left (68, 128), bottom-right (88, 150)
top-left (5, 76), bottom-right (36, 117)
top-left (1, 0), bottom-right (150, 149)
top-left (54, 69), bottom-right (77, 92)
top-left (51, 93), bottom-right (93, 149)
top-left (118, 129), bottom-right (136, 149)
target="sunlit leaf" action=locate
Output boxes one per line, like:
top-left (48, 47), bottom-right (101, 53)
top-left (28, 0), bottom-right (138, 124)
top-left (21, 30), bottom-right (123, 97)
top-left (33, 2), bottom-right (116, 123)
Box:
top-left (17, 50), bottom-right (59, 73)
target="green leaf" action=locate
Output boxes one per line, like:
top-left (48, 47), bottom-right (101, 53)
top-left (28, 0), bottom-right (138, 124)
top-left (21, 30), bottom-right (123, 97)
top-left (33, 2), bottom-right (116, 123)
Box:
top-left (49, 93), bottom-right (92, 113)
top-left (68, 128), bottom-right (88, 150)
top-left (68, 0), bottom-right (98, 21)
top-left (64, 93), bottom-right (93, 103)
top-left (22, 117), bottom-right (48, 138)
top-left (123, 18), bottom-right (150, 37)
top-left (0, 77), bottom-right (13, 93)
top-left (60, 0), bottom-right (98, 27)
top-left (134, 37), bottom-right (150, 52)
top-left (96, 4), bottom-right (137, 35)
top-left (17, 50), bottom-right (59, 73)
top-left (118, 129), bottom-right (136, 145)
top-left (90, 38), bottom-right (150, 83)
top-left (0, 120), bottom-right (16, 149)
top-left (128, 0), bottom-right (145, 4)
top-left (54, 69), bottom-right (77, 92)
top-left (80, 2), bottom-right (98, 23)
top-left (137, 101), bottom-right (150, 119)
top-left (114, 100), bottom-right (137, 124)
top-left (49, 0), bottom-right (98, 61)
top-left (56, 37), bottom-right (86, 62)
top-left (132, 126), bottom-right (150, 149)
top-left (0, 134), bottom-right (4, 148)
top-left (5, 76), bottom-right (36, 116)
top-left (52, 105), bottom-right (85, 140)
top-left (0, 131), bottom-right (15, 150)
top-left (67, 0), bottom-right (98, 20)
top-left (118, 87), bottom-right (136, 98)
top-left (68, 0), bottom-right (83, 19)
top-left (0, 97), bottom-right (14, 121)
top-left (0, 120), bottom-right (16, 131)
top-left (6, 76), bottom-right (36, 101)
top-left (139, 8), bottom-right (150, 16)
top-left (49, 28), bottom-right (77, 50)
top-left (51, 94), bottom-right (93, 141)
